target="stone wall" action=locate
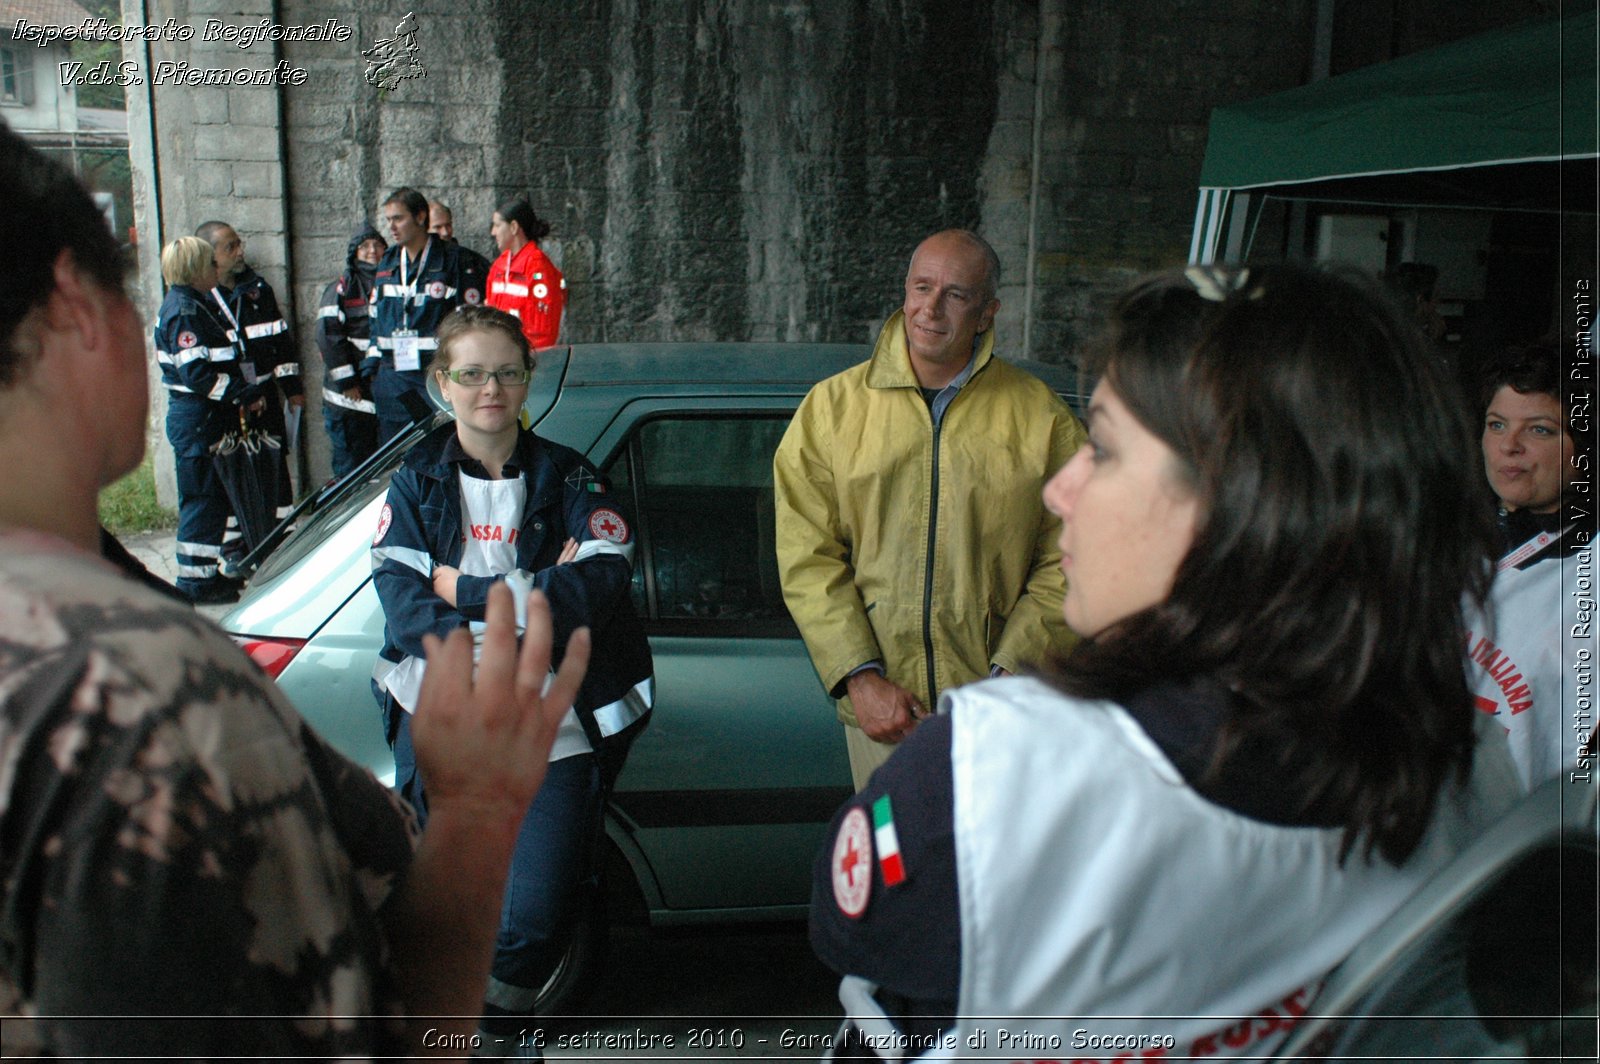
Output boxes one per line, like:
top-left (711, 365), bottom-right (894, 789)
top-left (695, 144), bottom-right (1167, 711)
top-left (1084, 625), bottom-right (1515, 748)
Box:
top-left (128, 0), bottom-right (1558, 487)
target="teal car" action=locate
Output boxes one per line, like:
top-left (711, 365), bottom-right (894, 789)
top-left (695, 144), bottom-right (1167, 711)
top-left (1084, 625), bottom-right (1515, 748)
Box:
top-left (222, 342), bottom-right (1080, 1008)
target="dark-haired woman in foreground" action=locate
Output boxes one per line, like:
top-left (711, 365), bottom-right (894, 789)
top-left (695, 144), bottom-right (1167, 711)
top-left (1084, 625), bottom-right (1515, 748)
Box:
top-left (809, 263), bottom-right (1520, 1058)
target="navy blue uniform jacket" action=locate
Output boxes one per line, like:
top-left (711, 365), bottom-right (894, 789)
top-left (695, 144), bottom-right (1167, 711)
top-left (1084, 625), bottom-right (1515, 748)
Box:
top-left (154, 284), bottom-right (261, 454)
top-left (372, 424), bottom-right (652, 738)
top-left (215, 267), bottom-right (300, 399)
top-left (363, 238), bottom-right (488, 381)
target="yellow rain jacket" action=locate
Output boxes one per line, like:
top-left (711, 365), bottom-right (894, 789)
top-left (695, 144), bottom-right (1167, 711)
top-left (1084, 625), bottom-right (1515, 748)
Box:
top-left (774, 311), bottom-right (1084, 726)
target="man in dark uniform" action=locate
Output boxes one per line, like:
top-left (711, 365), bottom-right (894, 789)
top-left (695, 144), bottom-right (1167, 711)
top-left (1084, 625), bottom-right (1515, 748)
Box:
top-left (429, 200), bottom-right (494, 294)
top-left (316, 222), bottom-right (386, 478)
top-left (366, 188), bottom-right (488, 443)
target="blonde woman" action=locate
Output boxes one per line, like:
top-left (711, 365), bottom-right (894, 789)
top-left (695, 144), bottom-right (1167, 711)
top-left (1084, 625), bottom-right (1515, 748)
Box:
top-left (153, 235), bottom-right (261, 603)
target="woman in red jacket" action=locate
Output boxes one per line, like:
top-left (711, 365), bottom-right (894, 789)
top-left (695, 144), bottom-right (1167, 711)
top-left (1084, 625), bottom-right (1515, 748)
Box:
top-left (487, 198), bottom-right (566, 350)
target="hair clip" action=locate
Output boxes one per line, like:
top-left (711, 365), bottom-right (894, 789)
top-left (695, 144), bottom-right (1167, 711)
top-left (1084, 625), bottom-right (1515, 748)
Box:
top-left (1184, 266), bottom-right (1263, 302)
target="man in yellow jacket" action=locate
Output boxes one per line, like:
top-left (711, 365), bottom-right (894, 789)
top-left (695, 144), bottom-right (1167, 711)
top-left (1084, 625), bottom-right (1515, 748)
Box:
top-left (774, 229), bottom-right (1085, 788)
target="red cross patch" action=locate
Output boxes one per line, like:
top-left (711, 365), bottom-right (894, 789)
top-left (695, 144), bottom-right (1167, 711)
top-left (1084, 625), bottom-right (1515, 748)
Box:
top-left (464, 287), bottom-right (482, 305)
top-left (532, 283), bottom-right (549, 300)
top-left (373, 503), bottom-right (393, 546)
top-left (177, 330), bottom-right (198, 349)
top-left (831, 807), bottom-right (872, 917)
top-left (587, 508), bottom-right (629, 544)
top-left (427, 281), bottom-right (446, 298)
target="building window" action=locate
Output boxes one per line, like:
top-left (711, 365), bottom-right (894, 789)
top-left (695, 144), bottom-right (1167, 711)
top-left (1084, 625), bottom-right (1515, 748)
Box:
top-left (1, 47), bottom-right (35, 106)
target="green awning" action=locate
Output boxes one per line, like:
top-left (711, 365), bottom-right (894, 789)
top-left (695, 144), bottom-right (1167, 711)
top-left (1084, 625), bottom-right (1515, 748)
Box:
top-left (1199, 9), bottom-right (1597, 192)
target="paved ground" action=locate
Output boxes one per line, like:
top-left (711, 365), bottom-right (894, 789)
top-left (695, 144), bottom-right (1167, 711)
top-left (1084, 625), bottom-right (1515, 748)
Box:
top-left (121, 529), bottom-right (179, 585)
top-left (540, 923), bottom-right (841, 1060)
top-left (119, 528), bottom-right (234, 620)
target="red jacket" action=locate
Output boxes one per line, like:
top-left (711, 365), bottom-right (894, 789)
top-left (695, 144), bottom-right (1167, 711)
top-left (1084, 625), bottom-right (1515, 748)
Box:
top-left (486, 241), bottom-right (566, 349)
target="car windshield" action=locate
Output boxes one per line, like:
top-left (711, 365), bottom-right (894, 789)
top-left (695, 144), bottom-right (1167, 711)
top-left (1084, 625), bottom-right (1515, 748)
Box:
top-left (251, 435), bottom-right (419, 584)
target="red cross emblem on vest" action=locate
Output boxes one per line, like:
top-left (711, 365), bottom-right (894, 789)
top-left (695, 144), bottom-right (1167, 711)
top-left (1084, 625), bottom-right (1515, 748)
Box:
top-left (588, 508), bottom-right (628, 543)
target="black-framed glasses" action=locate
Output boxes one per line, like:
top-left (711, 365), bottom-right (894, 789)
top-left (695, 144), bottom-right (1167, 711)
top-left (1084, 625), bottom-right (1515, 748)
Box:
top-left (442, 367), bottom-right (532, 387)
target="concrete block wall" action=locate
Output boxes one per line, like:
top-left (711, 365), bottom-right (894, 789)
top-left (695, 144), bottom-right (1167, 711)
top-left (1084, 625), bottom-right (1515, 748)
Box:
top-left (128, 0), bottom-right (296, 503)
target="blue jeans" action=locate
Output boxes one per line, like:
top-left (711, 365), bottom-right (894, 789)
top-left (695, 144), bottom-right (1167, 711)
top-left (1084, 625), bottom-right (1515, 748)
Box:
top-left (482, 752), bottom-right (604, 1022)
top-left (384, 694), bottom-right (427, 823)
top-left (386, 707), bottom-right (641, 1030)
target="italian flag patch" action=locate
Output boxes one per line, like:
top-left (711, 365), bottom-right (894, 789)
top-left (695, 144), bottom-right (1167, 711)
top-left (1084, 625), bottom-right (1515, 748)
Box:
top-left (872, 794), bottom-right (906, 886)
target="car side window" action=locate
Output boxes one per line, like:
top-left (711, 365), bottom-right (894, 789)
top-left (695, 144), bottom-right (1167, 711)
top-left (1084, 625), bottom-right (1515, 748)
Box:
top-left (605, 416), bottom-right (796, 636)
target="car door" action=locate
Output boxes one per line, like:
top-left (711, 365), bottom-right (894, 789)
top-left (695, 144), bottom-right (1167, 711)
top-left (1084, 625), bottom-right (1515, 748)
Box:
top-left (588, 401), bottom-right (852, 918)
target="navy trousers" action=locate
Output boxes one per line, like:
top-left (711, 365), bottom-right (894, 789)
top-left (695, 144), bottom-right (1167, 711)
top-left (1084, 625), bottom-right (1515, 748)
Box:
top-left (166, 395), bottom-right (231, 597)
top-left (482, 752), bottom-right (605, 1020)
top-left (373, 361), bottom-right (430, 446)
top-left (323, 403), bottom-right (378, 479)
top-left (172, 454), bottom-right (231, 595)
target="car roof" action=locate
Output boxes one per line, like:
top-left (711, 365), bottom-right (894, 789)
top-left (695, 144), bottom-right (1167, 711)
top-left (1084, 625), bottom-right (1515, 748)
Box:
top-left (557, 343), bottom-right (870, 389)
top-left (552, 342), bottom-right (1082, 399)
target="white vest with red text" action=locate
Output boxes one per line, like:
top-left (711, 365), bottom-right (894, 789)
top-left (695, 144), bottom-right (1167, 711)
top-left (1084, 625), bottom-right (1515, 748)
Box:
top-left (1466, 541), bottom-right (1595, 790)
top-left (926, 677), bottom-right (1519, 1063)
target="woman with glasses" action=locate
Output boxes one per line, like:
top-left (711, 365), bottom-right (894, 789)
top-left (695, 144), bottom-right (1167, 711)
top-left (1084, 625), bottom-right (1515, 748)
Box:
top-left (371, 305), bottom-right (652, 1056)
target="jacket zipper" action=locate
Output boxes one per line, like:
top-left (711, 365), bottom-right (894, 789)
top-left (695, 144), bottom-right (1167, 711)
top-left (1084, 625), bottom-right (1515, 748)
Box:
top-left (923, 415), bottom-right (941, 708)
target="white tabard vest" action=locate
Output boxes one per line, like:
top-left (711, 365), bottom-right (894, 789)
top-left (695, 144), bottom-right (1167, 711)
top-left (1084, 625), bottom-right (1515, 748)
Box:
top-left (919, 677), bottom-right (1519, 1063)
top-left (1465, 539), bottom-right (1595, 790)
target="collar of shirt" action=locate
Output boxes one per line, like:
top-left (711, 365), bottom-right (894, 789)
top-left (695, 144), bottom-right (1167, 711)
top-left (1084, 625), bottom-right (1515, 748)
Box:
top-left (1495, 505), bottom-right (1581, 566)
top-left (442, 432), bottom-right (525, 481)
top-left (924, 344), bottom-right (979, 426)
top-left (1497, 505), bottom-right (1561, 543)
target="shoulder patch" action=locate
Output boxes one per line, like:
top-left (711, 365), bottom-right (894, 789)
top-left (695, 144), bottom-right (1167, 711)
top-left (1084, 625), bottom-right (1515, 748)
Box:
top-left (374, 503), bottom-right (393, 546)
top-left (463, 287), bottom-right (482, 305)
top-left (587, 508), bottom-right (629, 544)
top-left (426, 281), bottom-right (446, 299)
top-left (177, 330), bottom-right (198, 349)
top-left (831, 806), bottom-right (873, 918)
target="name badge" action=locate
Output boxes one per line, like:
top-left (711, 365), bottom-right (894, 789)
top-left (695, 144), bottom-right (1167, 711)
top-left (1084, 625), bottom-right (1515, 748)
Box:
top-left (392, 330), bottom-right (421, 372)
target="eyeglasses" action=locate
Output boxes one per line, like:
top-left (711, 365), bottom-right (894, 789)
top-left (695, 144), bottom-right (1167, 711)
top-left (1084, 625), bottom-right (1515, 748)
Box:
top-left (442, 367), bottom-right (532, 387)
